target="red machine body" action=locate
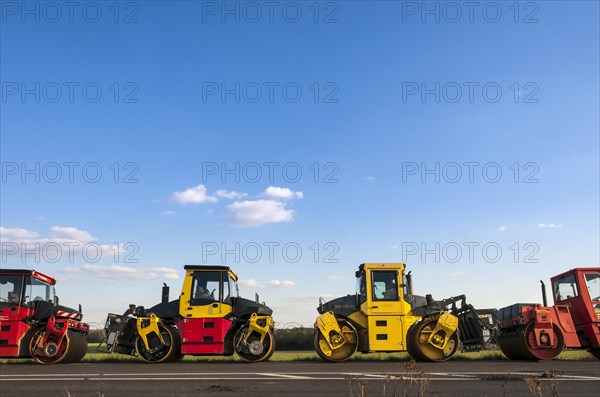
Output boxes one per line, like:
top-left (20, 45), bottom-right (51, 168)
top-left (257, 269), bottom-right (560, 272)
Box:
top-left (551, 268), bottom-right (600, 349)
top-left (0, 269), bottom-right (89, 364)
top-left (498, 267), bottom-right (600, 360)
top-left (176, 318), bottom-right (233, 354)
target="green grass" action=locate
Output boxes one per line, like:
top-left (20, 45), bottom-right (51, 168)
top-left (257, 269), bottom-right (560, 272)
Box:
top-left (1, 345), bottom-right (596, 364)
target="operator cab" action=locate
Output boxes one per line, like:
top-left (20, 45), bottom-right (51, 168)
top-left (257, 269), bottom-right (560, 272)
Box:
top-left (0, 270), bottom-right (57, 309)
top-left (553, 270), bottom-right (600, 303)
top-left (551, 268), bottom-right (600, 326)
top-left (355, 265), bottom-right (402, 305)
top-left (180, 265), bottom-right (247, 319)
top-left (187, 265), bottom-right (239, 306)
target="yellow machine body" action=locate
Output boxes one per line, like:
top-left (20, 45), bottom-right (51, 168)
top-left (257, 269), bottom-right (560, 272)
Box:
top-left (315, 263), bottom-right (460, 361)
top-left (179, 268), bottom-right (238, 319)
top-left (315, 311), bottom-right (346, 357)
top-left (348, 263), bottom-right (421, 352)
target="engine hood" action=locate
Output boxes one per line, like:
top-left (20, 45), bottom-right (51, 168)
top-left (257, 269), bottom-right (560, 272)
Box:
top-left (53, 304), bottom-right (83, 321)
top-left (27, 301), bottom-right (83, 322)
top-left (231, 297), bottom-right (273, 318)
top-left (317, 294), bottom-right (358, 317)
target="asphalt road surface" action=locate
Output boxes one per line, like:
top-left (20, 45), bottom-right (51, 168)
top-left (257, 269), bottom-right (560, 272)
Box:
top-left (1, 360), bottom-right (599, 397)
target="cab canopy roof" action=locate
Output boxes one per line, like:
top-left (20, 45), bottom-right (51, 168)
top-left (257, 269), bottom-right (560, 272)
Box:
top-left (0, 269), bottom-right (56, 285)
top-left (183, 265), bottom-right (238, 281)
top-left (359, 263), bottom-right (406, 271)
top-left (551, 267), bottom-right (600, 280)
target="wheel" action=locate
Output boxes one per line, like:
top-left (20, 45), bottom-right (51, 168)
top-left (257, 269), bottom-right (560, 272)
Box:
top-left (135, 324), bottom-right (181, 363)
top-left (498, 322), bottom-right (564, 360)
top-left (497, 328), bottom-right (528, 360)
top-left (29, 328), bottom-right (87, 364)
top-left (407, 318), bottom-right (459, 362)
top-left (60, 332), bottom-right (87, 363)
top-left (233, 325), bottom-right (275, 362)
top-left (314, 319), bottom-right (358, 362)
top-left (589, 348), bottom-right (600, 359)
top-left (172, 352), bottom-right (185, 362)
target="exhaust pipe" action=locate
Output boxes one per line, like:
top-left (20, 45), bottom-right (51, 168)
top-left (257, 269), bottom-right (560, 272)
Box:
top-left (162, 283), bottom-right (170, 304)
top-left (406, 271), bottom-right (413, 296)
top-left (540, 280), bottom-right (547, 306)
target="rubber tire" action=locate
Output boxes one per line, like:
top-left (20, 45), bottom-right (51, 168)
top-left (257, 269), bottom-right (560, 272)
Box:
top-left (29, 328), bottom-right (87, 364)
top-left (135, 324), bottom-right (181, 363)
top-left (234, 326), bottom-right (275, 362)
top-left (314, 319), bottom-right (358, 363)
top-left (407, 318), bottom-right (459, 362)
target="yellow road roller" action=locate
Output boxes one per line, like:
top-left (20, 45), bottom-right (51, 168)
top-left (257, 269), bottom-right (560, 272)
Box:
top-left (314, 263), bottom-right (494, 362)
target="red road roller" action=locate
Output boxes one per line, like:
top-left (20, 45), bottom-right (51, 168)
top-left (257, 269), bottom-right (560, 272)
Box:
top-left (0, 269), bottom-right (89, 364)
top-left (497, 268), bottom-right (600, 360)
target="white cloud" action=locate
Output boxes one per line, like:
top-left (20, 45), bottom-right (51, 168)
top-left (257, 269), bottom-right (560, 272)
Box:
top-left (58, 265), bottom-right (180, 283)
top-left (327, 275), bottom-right (342, 280)
top-left (1, 225), bottom-right (97, 244)
top-left (268, 280), bottom-right (295, 288)
top-left (0, 227), bottom-right (39, 240)
top-left (162, 210), bottom-right (176, 216)
top-left (227, 200), bottom-right (295, 227)
top-left (263, 186), bottom-right (303, 200)
top-left (0, 226), bottom-right (125, 262)
top-left (538, 223), bottom-right (563, 229)
top-left (364, 176), bottom-right (376, 182)
top-left (50, 226), bottom-right (95, 242)
top-left (149, 267), bottom-right (180, 280)
top-left (214, 190), bottom-right (247, 200)
top-left (498, 225), bottom-right (508, 232)
top-left (171, 184), bottom-right (218, 204)
top-left (81, 264), bottom-right (156, 281)
top-left (168, 185), bottom-right (302, 227)
top-left (238, 278), bottom-right (260, 288)
top-left (239, 278), bottom-right (295, 289)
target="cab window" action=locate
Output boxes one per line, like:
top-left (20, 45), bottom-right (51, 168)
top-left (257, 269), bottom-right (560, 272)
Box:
top-left (355, 272), bottom-right (366, 305)
top-left (190, 271), bottom-right (222, 304)
top-left (553, 274), bottom-right (579, 302)
top-left (24, 277), bottom-right (54, 306)
top-left (223, 275), bottom-right (231, 303)
top-left (371, 270), bottom-right (398, 301)
top-left (403, 273), bottom-right (412, 303)
top-left (0, 275), bottom-right (23, 308)
top-left (223, 274), bottom-right (239, 304)
top-left (584, 273), bottom-right (600, 302)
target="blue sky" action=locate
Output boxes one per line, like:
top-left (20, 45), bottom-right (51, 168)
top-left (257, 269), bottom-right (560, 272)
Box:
top-left (1, 1), bottom-right (598, 327)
